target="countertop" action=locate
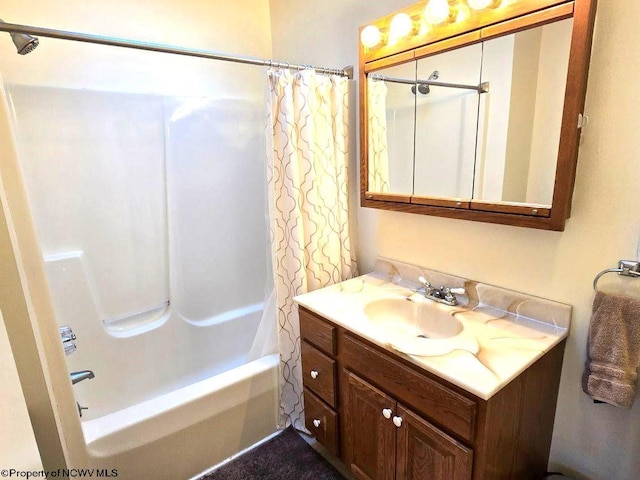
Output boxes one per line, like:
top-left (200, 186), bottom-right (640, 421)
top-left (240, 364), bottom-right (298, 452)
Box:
top-left (294, 259), bottom-right (570, 400)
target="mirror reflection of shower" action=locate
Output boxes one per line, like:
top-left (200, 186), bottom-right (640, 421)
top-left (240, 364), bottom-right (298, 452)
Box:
top-left (0, 19), bottom-right (39, 55)
top-left (411, 70), bottom-right (439, 95)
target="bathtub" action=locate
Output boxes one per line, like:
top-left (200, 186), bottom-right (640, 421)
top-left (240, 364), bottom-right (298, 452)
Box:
top-left (84, 354), bottom-right (279, 479)
top-left (44, 252), bottom-right (280, 479)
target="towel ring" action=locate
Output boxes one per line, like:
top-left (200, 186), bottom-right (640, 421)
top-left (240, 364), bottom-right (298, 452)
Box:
top-left (593, 260), bottom-right (640, 291)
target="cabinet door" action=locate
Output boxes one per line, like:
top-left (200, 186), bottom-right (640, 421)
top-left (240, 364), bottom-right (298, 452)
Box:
top-left (395, 405), bottom-right (473, 480)
top-left (343, 370), bottom-right (396, 480)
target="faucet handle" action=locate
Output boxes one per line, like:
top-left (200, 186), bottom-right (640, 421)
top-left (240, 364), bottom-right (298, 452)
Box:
top-left (418, 276), bottom-right (435, 296)
top-left (63, 343), bottom-right (77, 356)
top-left (442, 286), bottom-right (465, 305)
top-left (59, 325), bottom-right (77, 356)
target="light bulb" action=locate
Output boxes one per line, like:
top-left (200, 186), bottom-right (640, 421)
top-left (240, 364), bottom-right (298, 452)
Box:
top-left (467, 0), bottom-right (500, 9)
top-left (360, 25), bottom-right (382, 48)
top-left (389, 13), bottom-right (414, 39)
top-left (424, 0), bottom-right (453, 24)
top-left (456, 3), bottom-right (471, 22)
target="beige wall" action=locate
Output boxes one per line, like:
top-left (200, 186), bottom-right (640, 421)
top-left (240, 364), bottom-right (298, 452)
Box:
top-left (270, 1), bottom-right (640, 479)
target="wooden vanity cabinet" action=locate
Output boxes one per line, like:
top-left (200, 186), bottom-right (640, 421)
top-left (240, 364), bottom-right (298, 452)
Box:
top-left (343, 370), bottom-right (472, 480)
top-left (299, 306), bottom-right (566, 480)
top-left (300, 310), bottom-right (339, 455)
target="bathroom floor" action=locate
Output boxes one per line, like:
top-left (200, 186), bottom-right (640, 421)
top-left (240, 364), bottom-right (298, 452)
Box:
top-left (198, 427), bottom-right (353, 480)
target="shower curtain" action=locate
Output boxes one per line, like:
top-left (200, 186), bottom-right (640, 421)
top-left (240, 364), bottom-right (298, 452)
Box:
top-left (367, 78), bottom-right (390, 192)
top-left (266, 69), bottom-right (357, 429)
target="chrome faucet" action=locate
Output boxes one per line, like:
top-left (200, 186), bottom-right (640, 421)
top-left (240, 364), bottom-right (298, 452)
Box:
top-left (70, 370), bottom-right (95, 385)
top-left (418, 276), bottom-right (466, 306)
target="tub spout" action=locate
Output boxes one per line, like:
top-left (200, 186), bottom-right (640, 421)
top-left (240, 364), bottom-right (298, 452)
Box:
top-left (70, 370), bottom-right (95, 385)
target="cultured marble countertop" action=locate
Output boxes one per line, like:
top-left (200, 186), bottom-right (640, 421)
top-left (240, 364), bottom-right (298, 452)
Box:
top-left (294, 264), bottom-right (570, 400)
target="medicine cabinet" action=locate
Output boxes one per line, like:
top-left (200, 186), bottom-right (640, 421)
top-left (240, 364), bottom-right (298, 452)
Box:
top-left (360, 0), bottom-right (597, 230)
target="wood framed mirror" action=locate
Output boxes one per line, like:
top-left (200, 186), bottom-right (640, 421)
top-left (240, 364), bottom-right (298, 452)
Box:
top-left (359, 0), bottom-right (597, 230)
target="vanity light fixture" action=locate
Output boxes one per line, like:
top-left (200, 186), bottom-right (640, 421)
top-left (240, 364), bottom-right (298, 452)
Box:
top-left (424, 0), bottom-right (457, 25)
top-left (359, 0), bottom-right (509, 49)
top-left (467, 0), bottom-right (502, 10)
top-left (360, 25), bottom-right (383, 48)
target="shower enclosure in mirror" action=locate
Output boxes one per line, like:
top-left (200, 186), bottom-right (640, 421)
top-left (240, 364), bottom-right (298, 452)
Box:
top-left (360, 0), bottom-right (597, 230)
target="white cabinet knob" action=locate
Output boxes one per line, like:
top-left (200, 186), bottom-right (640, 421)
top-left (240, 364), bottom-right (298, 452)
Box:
top-left (382, 408), bottom-right (392, 419)
top-left (310, 370), bottom-right (319, 379)
top-left (393, 416), bottom-right (403, 428)
top-left (313, 419), bottom-right (321, 428)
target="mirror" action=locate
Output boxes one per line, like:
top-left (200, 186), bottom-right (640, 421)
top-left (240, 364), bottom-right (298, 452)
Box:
top-left (414, 42), bottom-right (482, 200)
top-left (474, 19), bottom-right (573, 205)
top-left (368, 62), bottom-right (416, 195)
top-left (360, 0), bottom-right (597, 230)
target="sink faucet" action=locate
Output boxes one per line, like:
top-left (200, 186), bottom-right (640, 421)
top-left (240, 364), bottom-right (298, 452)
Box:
top-left (418, 276), bottom-right (465, 306)
top-left (70, 370), bottom-right (95, 385)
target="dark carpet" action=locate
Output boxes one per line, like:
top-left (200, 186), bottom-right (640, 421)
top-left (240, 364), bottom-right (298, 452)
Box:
top-left (201, 427), bottom-right (346, 480)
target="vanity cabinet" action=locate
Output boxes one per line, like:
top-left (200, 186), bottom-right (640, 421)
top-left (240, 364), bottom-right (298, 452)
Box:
top-left (343, 370), bottom-right (472, 480)
top-left (299, 306), bottom-right (566, 480)
top-left (300, 310), bottom-right (339, 455)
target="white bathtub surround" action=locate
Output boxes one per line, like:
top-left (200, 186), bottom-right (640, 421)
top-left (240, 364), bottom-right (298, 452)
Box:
top-left (43, 251), bottom-right (273, 419)
top-left (295, 257), bottom-right (571, 400)
top-left (266, 69), bottom-right (357, 429)
top-left (8, 82), bottom-right (279, 477)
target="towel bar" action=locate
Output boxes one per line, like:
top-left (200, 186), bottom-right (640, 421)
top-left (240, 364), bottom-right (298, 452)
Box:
top-left (593, 260), bottom-right (640, 291)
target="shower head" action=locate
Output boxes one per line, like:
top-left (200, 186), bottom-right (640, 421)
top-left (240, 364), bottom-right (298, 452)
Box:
top-left (410, 70), bottom-right (440, 96)
top-left (411, 84), bottom-right (430, 95)
top-left (11, 31), bottom-right (39, 54)
top-left (0, 19), bottom-right (39, 55)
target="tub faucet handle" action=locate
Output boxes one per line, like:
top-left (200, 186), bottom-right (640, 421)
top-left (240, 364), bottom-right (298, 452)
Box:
top-left (59, 325), bottom-right (77, 356)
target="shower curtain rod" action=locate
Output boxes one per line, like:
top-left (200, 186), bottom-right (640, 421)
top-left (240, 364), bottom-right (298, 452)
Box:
top-left (0, 21), bottom-right (354, 79)
top-left (370, 73), bottom-right (489, 93)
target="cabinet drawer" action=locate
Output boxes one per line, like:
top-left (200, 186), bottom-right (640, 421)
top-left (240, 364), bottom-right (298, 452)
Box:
top-left (342, 333), bottom-right (477, 443)
top-left (300, 308), bottom-right (336, 355)
top-left (304, 388), bottom-right (339, 456)
top-left (301, 341), bottom-right (337, 407)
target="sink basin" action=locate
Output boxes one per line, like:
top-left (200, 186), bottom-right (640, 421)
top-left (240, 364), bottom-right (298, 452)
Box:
top-left (363, 297), bottom-right (476, 357)
top-left (363, 298), bottom-right (463, 340)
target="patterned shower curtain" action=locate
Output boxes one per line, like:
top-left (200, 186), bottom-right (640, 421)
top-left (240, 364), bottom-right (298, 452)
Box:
top-left (266, 69), bottom-right (357, 430)
top-left (367, 78), bottom-right (390, 192)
